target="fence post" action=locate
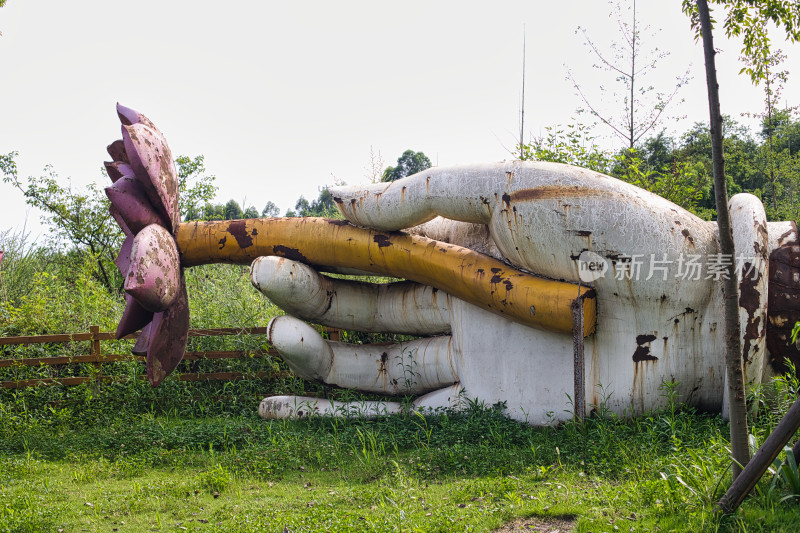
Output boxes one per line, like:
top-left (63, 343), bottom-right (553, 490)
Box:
top-left (90, 325), bottom-right (103, 380)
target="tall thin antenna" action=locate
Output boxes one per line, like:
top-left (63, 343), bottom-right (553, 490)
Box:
top-left (519, 25), bottom-right (526, 159)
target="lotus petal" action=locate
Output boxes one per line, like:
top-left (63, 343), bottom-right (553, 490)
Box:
top-left (104, 161), bottom-right (135, 183)
top-left (106, 105), bottom-right (189, 387)
top-left (116, 294), bottom-right (154, 339)
top-left (107, 139), bottom-right (128, 163)
top-left (116, 103), bottom-right (156, 129)
top-left (106, 177), bottom-right (168, 234)
top-left (145, 277), bottom-right (189, 386)
top-left (122, 124), bottom-right (180, 233)
top-left (116, 234), bottom-right (134, 274)
top-left (109, 205), bottom-right (133, 238)
top-left (125, 224), bottom-right (181, 312)
top-left (132, 322), bottom-right (152, 356)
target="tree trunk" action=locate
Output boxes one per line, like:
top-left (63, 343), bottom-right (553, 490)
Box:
top-left (696, 0), bottom-right (750, 480)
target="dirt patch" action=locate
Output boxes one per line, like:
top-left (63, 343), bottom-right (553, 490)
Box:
top-left (493, 515), bottom-right (576, 532)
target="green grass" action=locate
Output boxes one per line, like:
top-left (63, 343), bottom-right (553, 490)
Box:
top-left (2, 397), bottom-right (800, 533)
top-left (3, 241), bottom-right (800, 531)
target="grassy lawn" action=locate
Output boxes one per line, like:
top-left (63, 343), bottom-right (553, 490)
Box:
top-left (2, 392), bottom-right (800, 533)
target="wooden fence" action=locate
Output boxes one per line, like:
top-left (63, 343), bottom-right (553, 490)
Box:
top-left (0, 325), bottom-right (340, 389)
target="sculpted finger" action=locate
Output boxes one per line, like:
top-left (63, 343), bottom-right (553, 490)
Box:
top-left (330, 163), bottom-right (502, 230)
top-left (407, 217), bottom-right (503, 260)
top-left (268, 316), bottom-right (458, 395)
top-left (258, 384), bottom-right (466, 420)
top-left (251, 256), bottom-right (450, 335)
top-left (259, 396), bottom-right (403, 419)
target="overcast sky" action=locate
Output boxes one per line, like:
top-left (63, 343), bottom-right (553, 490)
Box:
top-left (1, 1), bottom-right (798, 240)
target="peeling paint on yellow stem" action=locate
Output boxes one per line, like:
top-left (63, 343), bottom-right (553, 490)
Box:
top-left (175, 217), bottom-right (596, 336)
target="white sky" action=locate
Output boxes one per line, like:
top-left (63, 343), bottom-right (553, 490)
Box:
top-left (1, 1), bottom-right (798, 240)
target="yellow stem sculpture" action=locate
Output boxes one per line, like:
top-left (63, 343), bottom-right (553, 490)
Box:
top-left (176, 217), bottom-right (596, 337)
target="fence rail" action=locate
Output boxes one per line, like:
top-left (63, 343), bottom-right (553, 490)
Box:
top-left (0, 325), bottom-right (340, 389)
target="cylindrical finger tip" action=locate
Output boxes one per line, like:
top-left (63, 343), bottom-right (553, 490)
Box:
top-left (267, 316), bottom-right (332, 380)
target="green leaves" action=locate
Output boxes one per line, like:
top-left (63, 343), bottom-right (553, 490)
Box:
top-left (615, 149), bottom-right (712, 217)
top-left (381, 150), bottom-right (432, 183)
top-left (519, 123), bottom-right (613, 174)
top-left (1, 151), bottom-right (219, 291)
top-left (683, 1), bottom-right (800, 85)
top-left (175, 155), bottom-right (217, 221)
top-left (2, 151), bottom-right (122, 290)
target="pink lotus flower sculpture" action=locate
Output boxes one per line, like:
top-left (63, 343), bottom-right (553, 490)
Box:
top-left (105, 104), bottom-right (189, 386)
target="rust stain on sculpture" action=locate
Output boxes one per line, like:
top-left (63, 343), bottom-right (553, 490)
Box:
top-left (739, 264), bottom-right (763, 365)
top-left (632, 334), bottom-right (659, 362)
top-left (227, 220), bottom-right (254, 248)
top-left (273, 245), bottom-right (310, 264)
top-left (767, 243), bottom-right (800, 371)
top-left (510, 186), bottom-right (619, 202)
top-left (777, 222), bottom-right (799, 247)
top-left (373, 234), bottom-right (393, 248)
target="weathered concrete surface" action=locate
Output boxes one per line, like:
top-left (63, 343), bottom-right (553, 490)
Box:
top-left (254, 162), bottom-right (799, 423)
top-left (730, 193), bottom-right (769, 384)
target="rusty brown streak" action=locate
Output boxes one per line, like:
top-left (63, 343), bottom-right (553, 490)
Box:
top-left (510, 187), bottom-right (620, 202)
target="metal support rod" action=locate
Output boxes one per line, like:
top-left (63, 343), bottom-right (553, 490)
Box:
top-left (572, 298), bottom-right (586, 421)
top-left (717, 395), bottom-right (800, 513)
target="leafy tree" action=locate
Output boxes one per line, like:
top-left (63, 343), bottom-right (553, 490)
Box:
top-left (382, 150), bottom-right (432, 182)
top-left (612, 149), bottom-right (712, 218)
top-left (676, 117), bottom-right (756, 208)
top-left (769, 108), bottom-right (800, 156)
top-left (570, 0), bottom-right (691, 149)
top-left (683, 0), bottom-right (800, 488)
top-left (176, 155), bottom-right (217, 222)
top-left (1, 152), bottom-right (121, 289)
top-left (2, 152), bottom-right (218, 290)
top-left (261, 201), bottom-right (280, 217)
top-left (520, 122), bottom-right (613, 173)
top-left (286, 196), bottom-right (309, 217)
top-left (286, 189), bottom-right (339, 218)
top-left (223, 199), bottom-right (243, 220)
top-left (191, 199), bottom-right (263, 220)
top-left (195, 203), bottom-right (223, 221)
top-left (739, 50), bottom-right (800, 215)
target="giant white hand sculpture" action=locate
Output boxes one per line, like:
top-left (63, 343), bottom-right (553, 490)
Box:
top-left (103, 106), bottom-right (800, 425)
top-left (254, 162), bottom-right (799, 424)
